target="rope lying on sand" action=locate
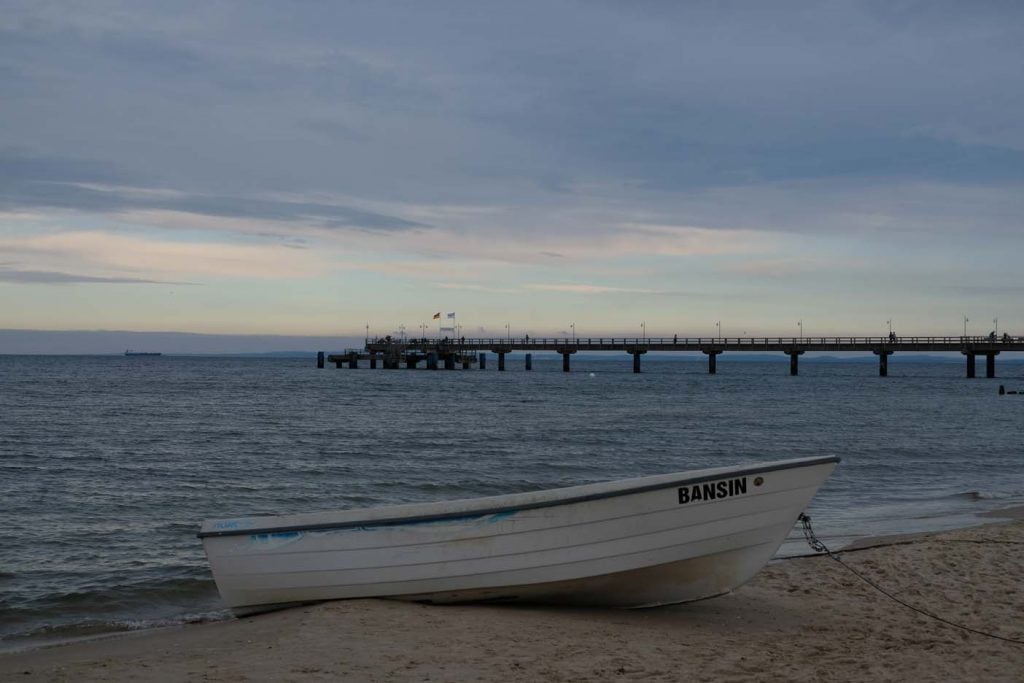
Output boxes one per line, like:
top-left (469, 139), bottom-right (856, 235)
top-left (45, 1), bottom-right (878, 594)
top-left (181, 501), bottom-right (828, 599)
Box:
top-left (797, 513), bottom-right (1024, 646)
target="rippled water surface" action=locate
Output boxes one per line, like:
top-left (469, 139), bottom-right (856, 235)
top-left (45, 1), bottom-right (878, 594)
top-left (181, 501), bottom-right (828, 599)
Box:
top-left (2, 354), bottom-right (1022, 649)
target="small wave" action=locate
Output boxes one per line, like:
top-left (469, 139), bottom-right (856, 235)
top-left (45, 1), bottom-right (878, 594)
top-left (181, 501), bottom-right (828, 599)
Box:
top-left (0, 575), bottom-right (227, 651)
top-left (1, 576), bottom-right (220, 626)
top-left (0, 607), bottom-right (232, 651)
top-left (961, 490), bottom-right (1020, 501)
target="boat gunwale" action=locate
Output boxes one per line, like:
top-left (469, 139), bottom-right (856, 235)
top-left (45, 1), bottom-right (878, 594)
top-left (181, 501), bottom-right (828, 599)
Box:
top-left (198, 456), bottom-right (839, 539)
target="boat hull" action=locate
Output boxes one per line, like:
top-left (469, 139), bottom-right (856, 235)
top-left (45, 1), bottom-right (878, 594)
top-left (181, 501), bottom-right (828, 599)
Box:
top-left (201, 456), bottom-right (838, 611)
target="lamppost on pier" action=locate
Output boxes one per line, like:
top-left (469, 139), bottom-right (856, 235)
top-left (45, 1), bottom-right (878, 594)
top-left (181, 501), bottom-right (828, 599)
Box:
top-left (570, 322), bottom-right (576, 343)
top-left (715, 321), bottom-right (721, 340)
top-left (505, 323), bottom-right (510, 342)
top-left (399, 324), bottom-right (406, 341)
top-left (798, 320), bottom-right (803, 340)
top-left (641, 321), bottom-right (646, 341)
top-left (420, 323), bottom-right (426, 339)
top-left (365, 323), bottom-right (370, 343)
top-left (994, 318), bottom-right (999, 336)
top-left (963, 315), bottom-right (969, 337)
top-left (887, 319), bottom-right (892, 337)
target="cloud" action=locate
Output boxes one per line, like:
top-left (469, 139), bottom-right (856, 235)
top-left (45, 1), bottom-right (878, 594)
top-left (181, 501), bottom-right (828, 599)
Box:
top-left (0, 231), bottom-right (331, 280)
top-left (524, 283), bottom-right (665, 295)
top-left (1, 3), bottom-right (1022, 274)
top-left (2, 2), bottom-right (1024, 337)
top-left (946, 285), bottom-right (1024, 296)
top-left (431, 282), bottom-right (517, 294)
top-left (5, 4), bottom-right (1024, 220)
top-left (719, 259), bottom-right (819, 279)
top-left (0, 151), bottom-right (428, 234)
top-left (0, 266), bottom-right (192, 285)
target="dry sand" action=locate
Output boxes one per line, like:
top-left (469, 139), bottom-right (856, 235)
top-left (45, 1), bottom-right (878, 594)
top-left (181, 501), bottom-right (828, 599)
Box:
top-left (3, 517), bottom-right (1023, 682)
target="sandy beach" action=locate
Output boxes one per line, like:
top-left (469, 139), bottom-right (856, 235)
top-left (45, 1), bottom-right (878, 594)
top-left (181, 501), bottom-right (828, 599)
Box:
top-left (3, 515), bottom-right (1022, 682)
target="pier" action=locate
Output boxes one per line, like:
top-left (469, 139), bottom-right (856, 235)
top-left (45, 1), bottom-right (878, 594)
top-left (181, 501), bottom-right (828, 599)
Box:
top-left (322, 335), bottom-right (1024, 378)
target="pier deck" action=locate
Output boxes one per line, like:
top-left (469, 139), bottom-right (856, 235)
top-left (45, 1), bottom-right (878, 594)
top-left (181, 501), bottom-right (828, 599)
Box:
top-left (319, 335), bottom-right (1024, 377)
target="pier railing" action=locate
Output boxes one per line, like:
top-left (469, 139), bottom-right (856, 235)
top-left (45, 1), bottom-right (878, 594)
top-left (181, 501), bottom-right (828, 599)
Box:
top-left (372, 335), bottom-right (1024, 352)
top-left (341, 334), bottom-right (1024, 377)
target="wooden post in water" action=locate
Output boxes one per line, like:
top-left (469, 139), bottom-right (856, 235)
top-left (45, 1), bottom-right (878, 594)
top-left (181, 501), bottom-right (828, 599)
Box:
top-left (317, 351), bottom-right (324, 369)
top-left (479, 353), bottom-right (487, 370)
top-left (525, 353), bottom-right (532, 371)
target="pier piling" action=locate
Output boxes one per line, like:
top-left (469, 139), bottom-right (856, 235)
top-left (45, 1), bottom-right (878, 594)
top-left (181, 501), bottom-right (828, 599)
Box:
top-left (317, 351), bottom-right (324, 369)
top-left (874, 350), bottom-right (893, 377)
top-left (703, 350), bottom-right (721, 374)
top-left (427, 352), bottom-right (438, 370)
top-left (525, 353), bottom-right (532, 371)
top-left (787, 350), bottom-right (804, 376)
top-left (561, 350), bottom-right (575, 372)
top-left (964, 352), bottom-right (976, 378)
top-left (630, 349), bottom-right (647, 373)
top-left (986, 352), bottom-right (998, 378)
top-left (479, 353), bottom-right (487, 370)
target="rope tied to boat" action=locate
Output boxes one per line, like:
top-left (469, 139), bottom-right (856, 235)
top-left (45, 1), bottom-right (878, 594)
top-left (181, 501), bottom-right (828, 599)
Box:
top-left (796, 513), bottom-right (1024, 645)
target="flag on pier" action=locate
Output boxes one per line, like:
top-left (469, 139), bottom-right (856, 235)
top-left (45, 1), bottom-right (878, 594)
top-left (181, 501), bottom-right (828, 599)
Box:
top-left (433, 312), bottom-right (441, 319)
top-left (446, 312), bottom-right (456, 319)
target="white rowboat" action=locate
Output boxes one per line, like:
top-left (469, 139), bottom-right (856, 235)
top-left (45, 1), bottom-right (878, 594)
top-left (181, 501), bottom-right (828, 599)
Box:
top-left (199, 456), bottom-right (838, 613)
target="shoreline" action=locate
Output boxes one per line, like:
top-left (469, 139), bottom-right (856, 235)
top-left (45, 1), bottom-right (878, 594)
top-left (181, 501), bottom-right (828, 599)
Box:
top-left (3, 515), bottom-right (1022, 682)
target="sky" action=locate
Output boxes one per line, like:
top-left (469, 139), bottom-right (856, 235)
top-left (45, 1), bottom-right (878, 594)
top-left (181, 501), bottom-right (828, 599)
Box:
top-left (2, 1), bottom-right (1024, 350)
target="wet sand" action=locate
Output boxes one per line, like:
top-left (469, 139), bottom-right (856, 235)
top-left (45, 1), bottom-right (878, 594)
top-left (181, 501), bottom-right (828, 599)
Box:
top-left (3, 517), bottom-right (1022, 682)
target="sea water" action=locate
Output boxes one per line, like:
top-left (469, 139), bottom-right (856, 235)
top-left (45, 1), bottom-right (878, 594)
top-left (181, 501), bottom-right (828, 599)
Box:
top-left (1, 354), bottom-right (1022, 651)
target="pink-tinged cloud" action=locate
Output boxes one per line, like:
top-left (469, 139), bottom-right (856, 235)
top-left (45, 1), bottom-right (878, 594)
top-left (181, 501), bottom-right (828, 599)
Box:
top-left (0, 231), bottom-right (331, 280)
top-left (721, 257), bottom-right (868, 278)
top-left (613, 224), bottom-right (773, 256)
top-left (524, 283), bottom-right (665, 295)
top-left (431, 282), bottom-right (518, 293)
